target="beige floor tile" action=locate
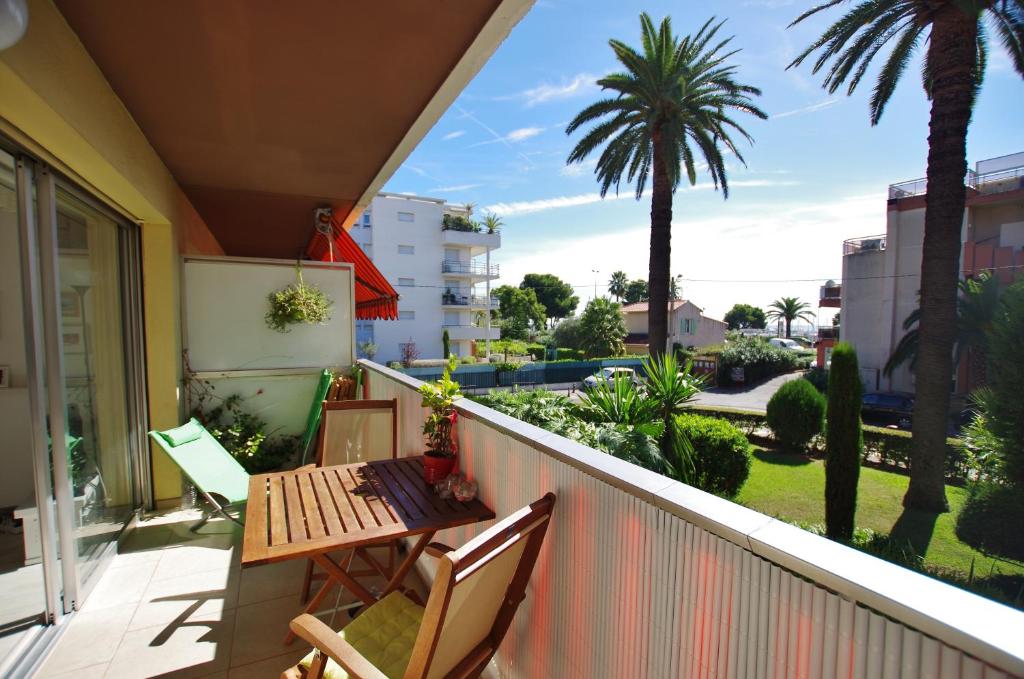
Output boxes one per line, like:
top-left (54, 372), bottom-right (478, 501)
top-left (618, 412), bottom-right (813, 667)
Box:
top-left (129, 566), bottom-right (241, 632)
top-left (105, 612), bottom-right (235, 679)
top-left (81, 559), bottom-right (157, 612)
top-left (46, 661), bottom-right (109, 679)
top-left (152, 534), bottom-right (239, 582)
top-left (229, 595), bottom-right (309, 668)
top-left (237, 559), bottom-right (307, 607)
top-left (227, 648), bottom-right (308, 679)
top-left (37, 603), bottom-right (136, 675)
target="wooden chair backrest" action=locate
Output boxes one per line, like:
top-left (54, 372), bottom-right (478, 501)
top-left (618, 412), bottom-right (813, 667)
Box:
top-left (316, 399), bottom-right (398, 467)
top-left (404, 493), bottom-right (556, 679)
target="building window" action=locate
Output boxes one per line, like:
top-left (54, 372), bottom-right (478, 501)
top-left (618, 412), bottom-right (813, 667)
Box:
top-left (397, 211), bottom-right (414, 222)
top-left (399, 310), bottom-right (415, 320)
top-left (398, 245), bottom-right (415, 255)
top-left (397, 277), bottom-right (414, 287)
top-left (680, 318), bottom-right (696, 335)
top-left (363, 212), bottom-right (371, 227)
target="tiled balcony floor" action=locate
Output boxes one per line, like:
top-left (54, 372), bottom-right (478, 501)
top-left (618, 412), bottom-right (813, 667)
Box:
top-left (37, 509), bottom-right (407, 678)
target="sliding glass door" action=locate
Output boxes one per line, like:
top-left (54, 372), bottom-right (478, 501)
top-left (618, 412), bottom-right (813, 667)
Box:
top-left (0, 141), bottom-right (147, 671)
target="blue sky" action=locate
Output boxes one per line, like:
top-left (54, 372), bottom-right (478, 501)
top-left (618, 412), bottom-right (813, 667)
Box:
top-left (383, 0), bottom-right (1024, 324)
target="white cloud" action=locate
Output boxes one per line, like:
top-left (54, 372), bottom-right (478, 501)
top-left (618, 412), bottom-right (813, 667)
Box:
top-left (497, 192), bottom-right (886, 321)
top-left (771, 99), bottom-right (839, 119)
top-left (431, 183), bottom-right (481, 193)
top-left (485, 180), bottom-right (799, 216)
top-left (561, 158), bottom-right (597, 177)
top-left (441, 130), bottom-right (466, 141)
top-left (469, 126), bottom-right (545, 148)
top-left (518, 73), bottom-right (600, 106)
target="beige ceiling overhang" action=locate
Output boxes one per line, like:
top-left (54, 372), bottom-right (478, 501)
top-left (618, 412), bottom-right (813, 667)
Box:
top-left (55, 0), bottom-right (529, 257)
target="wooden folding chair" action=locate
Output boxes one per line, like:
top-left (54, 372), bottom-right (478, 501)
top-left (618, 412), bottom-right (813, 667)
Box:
top-left (300, 399), bottom-right (400, 605)
top-left (283, 493), bottom-right (556, 679)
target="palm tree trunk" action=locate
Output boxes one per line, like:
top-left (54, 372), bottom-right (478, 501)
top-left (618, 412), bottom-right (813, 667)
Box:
top-left (785, 318), bottom-right (792, 338)
top-left (904, 7), bottom-right (977, 513)
top-left (648, 128), bottom-right (673, 358)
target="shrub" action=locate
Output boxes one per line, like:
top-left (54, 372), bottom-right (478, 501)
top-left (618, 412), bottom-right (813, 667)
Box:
top-left (676, 414), bottom-right (752, 498)
top-left (387, 361), bottom-right (403, 370)
top-left (459, 356), bottom-right (476, 365)
top-left (578, 297), bottom-right (627, 358)
top-left (551, 316), bottom-right (585, 350)
top-left (442, 329), bottom-right (451, 358)
top-left (803, 366), bottom-right (829, 393)
top-left (985, 280), bottom-right (1024, 486)
top-left (717, 336), bottom-right (800, 385)
top-left (825, 343), bottom-right (862, 541)
top-left (955, 483), bottom-right (1024, 561)
top-left (555, 347), bottom-right (584, 360)
top-left (526, 343), bottom-right (547, 360)
top-left (766, 379), bottom-right (825, 451)
top-left (478, 339), bottom-right (529, 358)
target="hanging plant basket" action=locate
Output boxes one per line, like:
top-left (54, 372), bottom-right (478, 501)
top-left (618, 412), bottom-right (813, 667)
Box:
top-left (265, 265), bottom-right (333, 333)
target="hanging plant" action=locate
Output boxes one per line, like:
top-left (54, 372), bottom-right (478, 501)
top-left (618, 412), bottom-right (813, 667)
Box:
top-left (265, 264), bottom-right (333, 333)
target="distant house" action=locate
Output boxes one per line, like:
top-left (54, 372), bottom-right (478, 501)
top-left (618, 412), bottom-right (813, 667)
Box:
top-left (621, 300), bottom-right (727, 354)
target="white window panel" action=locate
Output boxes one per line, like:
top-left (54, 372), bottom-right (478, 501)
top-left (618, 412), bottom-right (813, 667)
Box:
top-left (399, 310), bottom-right (415, 320)
top-left (398, 245), bottom-right (415, 255)
top-left (397, 278), bottom-right (415, 287)
top-left (397, 211), bottom-right (415, 222)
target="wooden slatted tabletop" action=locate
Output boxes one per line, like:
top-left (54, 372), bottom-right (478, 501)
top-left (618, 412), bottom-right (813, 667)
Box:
top-left (241, 456), bottom-right (494, 567)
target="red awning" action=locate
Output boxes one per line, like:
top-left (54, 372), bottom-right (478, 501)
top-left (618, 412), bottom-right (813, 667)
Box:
top-left (306, 215), bottom-right (399, 320)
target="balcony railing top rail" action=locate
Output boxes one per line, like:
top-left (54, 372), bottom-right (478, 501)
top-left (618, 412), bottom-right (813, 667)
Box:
top-left (361, 359), bottom-right (1024, 678)
top-left (889, 163), bottom-right (1024, 200)
top-left (441, 260), bottom-right (499, 276)
top-left (819, 285), bottom-right (841, 299)
top-left (843, 234), bottom-right (887, 256)
top-left (441, 291), bottom-right (499, 306)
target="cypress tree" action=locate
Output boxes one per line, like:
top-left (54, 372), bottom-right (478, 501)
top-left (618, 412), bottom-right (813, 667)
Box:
top-left (825, 342), bottom-right (863, 541)
top-left (442, 329), bottom-right (451, 359)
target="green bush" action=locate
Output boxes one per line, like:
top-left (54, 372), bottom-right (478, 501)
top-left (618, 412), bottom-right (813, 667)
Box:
top-left (766, 379), bottom-right (826, 451)
top-left (956, 483), bottom-right (1024, 561)
top-left (477, 339), bottom-right (529, 358)
top-left (526, 343), bottom-right (547, 360)
top-left (985, 280), bottom-right (1024, 486)
top-left (555, 347), bottom-right (584, 360)
top-left (803, 366), bottom-right (829, 393)
top-left (676, 414), bottom-right (752, 498)
top-left (824, 343), bottom-right (862, 541)
top-left (717, 336), bottom-right (800, 385)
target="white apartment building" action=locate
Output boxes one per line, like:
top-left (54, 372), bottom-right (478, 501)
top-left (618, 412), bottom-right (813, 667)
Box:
top-left (349, 193), bottom-right (501, 363)
top-left (838, 151), bottom-right (1024, 394)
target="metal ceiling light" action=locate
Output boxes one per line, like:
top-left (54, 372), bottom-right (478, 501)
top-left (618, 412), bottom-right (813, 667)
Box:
top-left (0, 0), bottom-right (28, 50)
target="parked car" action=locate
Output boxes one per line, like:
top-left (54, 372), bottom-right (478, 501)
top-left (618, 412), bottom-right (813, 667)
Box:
top-left (861, 391), bottom-right (914, 429)
top-left (582, 367), bottom-right (639, 389)
top-left (768, 338), bottom-right (802, 352)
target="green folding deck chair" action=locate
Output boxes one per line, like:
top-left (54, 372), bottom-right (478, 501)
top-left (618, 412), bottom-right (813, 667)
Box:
top-left (148, 418), bottom-right (251, 532)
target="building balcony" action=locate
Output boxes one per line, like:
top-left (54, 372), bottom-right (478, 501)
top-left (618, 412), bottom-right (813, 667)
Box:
top-left (819, 283), bottom-right (841, 307)
top-left (441, 259), bottom-right (499, 278)
top-left (843, 234), bottom-right (887, 256)
top-left (888, 159), bottom-right (1024, 201)
top-left (818, 325), bottom-right (840, 340)
top-left (35, 360), bottom-right (1024, 678)
top-left (441, 324), bottom-right (501, 341)
top-left (441, 228), bottom-right (501, 255)
top-left (441, 290), bottom-right (499, 307)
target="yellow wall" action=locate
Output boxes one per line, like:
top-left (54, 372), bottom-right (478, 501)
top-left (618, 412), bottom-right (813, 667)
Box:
top-left (0, 0), bottom-right (224, 503)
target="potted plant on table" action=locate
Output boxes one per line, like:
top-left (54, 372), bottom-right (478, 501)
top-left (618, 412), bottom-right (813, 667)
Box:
top-left (419, 356), bottom-right (461, 483)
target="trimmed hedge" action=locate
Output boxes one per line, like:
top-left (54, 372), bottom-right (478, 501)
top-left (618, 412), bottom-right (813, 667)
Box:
top-left (676, 413), bottom-right (752, 498)
top-left (717, 337), bottom-right (801, 385)
top-left (766, 379), bottom-right (826, 451)
top-left (955, 484), bottom-right (1024, 561)
top-left (686, 405), bottom-right (971, 480)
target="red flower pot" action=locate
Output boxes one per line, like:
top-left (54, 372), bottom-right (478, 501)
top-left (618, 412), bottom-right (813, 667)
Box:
top-left (422, 453), bottom-right (456, 484)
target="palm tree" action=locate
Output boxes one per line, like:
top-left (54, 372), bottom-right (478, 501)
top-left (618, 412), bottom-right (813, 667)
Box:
top-left (788, 0), bottom-right (1024, 512)
top-left (608, 271), bottom-right (628, 301)
top-left (566, 14), bottom-right (765, 358)
top-left (884, 272), bottom-right (1002, 377)
top-left (766, 297), bottom-right (814, 338)
top-left (481, 213), bottom-right (503, 234)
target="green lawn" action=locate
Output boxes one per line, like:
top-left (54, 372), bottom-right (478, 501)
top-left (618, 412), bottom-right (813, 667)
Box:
top-left (736, 449), bottom-right (1024, 580)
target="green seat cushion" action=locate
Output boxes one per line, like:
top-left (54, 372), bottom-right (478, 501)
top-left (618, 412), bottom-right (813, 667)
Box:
top-left (157, 420), bottom-right (205, 447)
top-left (300, 591), bottom-right (423, 679)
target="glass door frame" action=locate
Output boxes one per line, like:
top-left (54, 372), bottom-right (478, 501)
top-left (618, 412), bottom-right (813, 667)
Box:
top-left (8, 143), bottom-right (150, 619)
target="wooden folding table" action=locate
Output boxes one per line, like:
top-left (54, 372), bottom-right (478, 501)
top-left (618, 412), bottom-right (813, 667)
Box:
top-left (240, 456), bottom-right (494, 640)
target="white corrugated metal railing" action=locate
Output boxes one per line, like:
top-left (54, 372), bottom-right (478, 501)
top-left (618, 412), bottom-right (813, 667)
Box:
top-left (360, 360), bottom-right (1024, 679)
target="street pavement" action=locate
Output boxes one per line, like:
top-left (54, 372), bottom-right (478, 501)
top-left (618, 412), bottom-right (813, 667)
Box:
top-left (689, 371), bottom-right (807, 413)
